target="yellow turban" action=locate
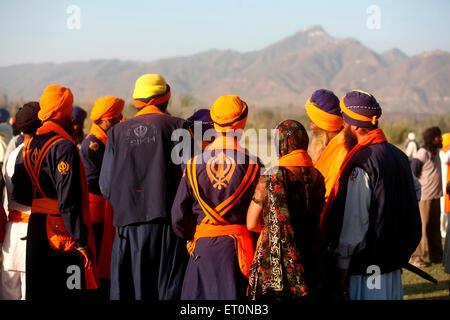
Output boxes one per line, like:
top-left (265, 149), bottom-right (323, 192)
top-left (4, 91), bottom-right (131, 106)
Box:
top-left (38, 85), bottom-right (73, 121)
top-left (305, 98), bottom-right (343, 132)
top-left (90, 96), bottom-right (125, 122)
top-left (210, 95), bottom-right (248, 132)
top-left (133, 74), bottom-right (171, 109)
top-left (443, 133), bottom-right (450, 152)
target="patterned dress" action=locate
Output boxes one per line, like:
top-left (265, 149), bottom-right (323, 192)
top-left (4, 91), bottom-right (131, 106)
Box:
top-left (248, 120), bottom-right (327, 300)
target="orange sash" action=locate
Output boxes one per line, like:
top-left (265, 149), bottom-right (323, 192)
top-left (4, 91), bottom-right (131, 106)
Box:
top-left (445, 163), bottom-right (450, 213)
top-left (319, 129), bottom-right (387, 233)
top-left (88, 123), bottom-right (107, 146)
top-left (186, 152), bottom-right (258, 278)
top-left (97, 201), bottom-right (115, 279)
top-left (26, 121), bottom-right (99, 289)
top-left (88, 193), bottom-right (106, 224)
top-left (314, 130), bottom-right (348, 200)
top-left (8, 210), bottom-right (30, 223)
top-left (135, 105), bottom-right (165, 117)
top-left (278, 149), bottom-right (313, 167)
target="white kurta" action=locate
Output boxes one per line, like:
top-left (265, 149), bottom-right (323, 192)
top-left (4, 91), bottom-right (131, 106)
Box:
top-left (0, 143), bottom-right (30, 300)
top-left (334, 167), bottom-right (403, 300)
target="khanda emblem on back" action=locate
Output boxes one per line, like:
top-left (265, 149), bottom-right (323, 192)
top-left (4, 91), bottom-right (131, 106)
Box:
top-left (134, 125), bottom-right (148, 138)
top-left (206, 151), bottom-right (236, 190)
top-left (30, 148), bottom-right (39, 167)
top-left (128, 124), bottom-right (156, 145)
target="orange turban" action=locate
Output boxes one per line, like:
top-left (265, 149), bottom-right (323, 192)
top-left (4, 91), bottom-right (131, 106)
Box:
top-left (443, 133), bottom-right (450, 152)
top-left (90, 96), bottom-right (125, 122)
top-left (210, 95), bottom-right (248, 132)
top-left (38, 85), bottom-right (74, 121)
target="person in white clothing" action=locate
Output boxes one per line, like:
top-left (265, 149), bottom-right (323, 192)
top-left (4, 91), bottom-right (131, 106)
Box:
top-left (0, 102), bottom-right (41, 300)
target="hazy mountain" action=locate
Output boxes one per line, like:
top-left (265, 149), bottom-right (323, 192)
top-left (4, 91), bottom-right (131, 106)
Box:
top-left (1, 25), bottom-right (449, 113)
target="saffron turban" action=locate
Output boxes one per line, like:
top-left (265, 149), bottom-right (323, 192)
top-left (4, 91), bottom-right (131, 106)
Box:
top-left (38, 85), bottom-right (74, 121)
top-left (133, 74), bottom-right (171, 111)
top-left (443, 133), bottom-right (450, 152)
top-left (210, 95), bottom-right (248, 132)
top-left (90, 96), bottom-right (125, 122)
top-left (305, 89), bottom-right (342, 132)
top-left (340, 90), bottom-right (382, 128)
top-left (72, 106), bottom-right (87, 125)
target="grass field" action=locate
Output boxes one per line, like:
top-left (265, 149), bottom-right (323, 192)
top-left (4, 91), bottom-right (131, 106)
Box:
top-left (402, 262), bottom-right (449, 300)
top-left (402, 239), bottom-right (450, 300)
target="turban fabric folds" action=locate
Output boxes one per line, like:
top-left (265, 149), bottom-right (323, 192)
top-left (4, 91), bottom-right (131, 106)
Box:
top-left (16, 102), bottom-right (41, 134)
top-left (305, 89), bottom-right (342, 132)
top-left (72, 106), bottom-right (87, 125)
top-left (90, 96), bottom-right (125, 122)
top-left (133, 74), bottom-right (171, 111)
top-left (210, 95), bottom-right (248, 132)
top-left (340, 90), bottom-right (382, 128)
top-left (38, 85), bottom-right (74, 121)
top-left (443, 133), bottom-right (450, 152)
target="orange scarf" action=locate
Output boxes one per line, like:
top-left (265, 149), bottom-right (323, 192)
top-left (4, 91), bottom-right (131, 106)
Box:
top-left (36, 121), bottom-right (100, 290)
top-left (206, 135), bottom-right (246, 153)
top-left (88, 123), bottom-right (107, 146)
top-left (134, 105), bottom-right (165, 117)
top-left (278, 149), bottom-right (313, 167)
top-left (86, 123), bottom-right (115, 279)
top-left (314, 130), bottom-right (348, 200)
top-left (319, 128), bottom-right (387, 231)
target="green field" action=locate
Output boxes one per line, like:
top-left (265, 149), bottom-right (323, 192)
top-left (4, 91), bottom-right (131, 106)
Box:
top-left (402, 262), bottom-right (449, 300)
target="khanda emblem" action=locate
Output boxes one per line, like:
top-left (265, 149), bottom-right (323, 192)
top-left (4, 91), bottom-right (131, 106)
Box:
top-left (57, 161), bottom-right (70, 175)
top-left (206, 151), bottom-right (236, 190)
top-left (134, 125), bottom-right (148, 138)
top-left (30, 148), bottom-right (39, 167)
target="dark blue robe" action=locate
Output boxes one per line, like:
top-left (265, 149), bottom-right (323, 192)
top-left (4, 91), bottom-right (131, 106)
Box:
top-left (99, 112), bottom-right (189, 300)
top-left (171, 145), bottom-right (261, 300)
top-left (12, 131), bottom-right (89, 299)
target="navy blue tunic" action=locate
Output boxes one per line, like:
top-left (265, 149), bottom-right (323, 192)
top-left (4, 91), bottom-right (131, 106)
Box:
top-left (99, 112), bottom-right (189, 300)
top-left (171, 143), bottom-right (261, 300)
top-left (12, 131), bottom-right (89, 299)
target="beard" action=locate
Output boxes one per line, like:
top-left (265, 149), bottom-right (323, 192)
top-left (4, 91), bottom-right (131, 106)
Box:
top-left (343, 126), bottom-right (358, 152)
top-left (309, 128), bottom-right (332, 161)
top-left (62, 122), bottom-right (75, 137)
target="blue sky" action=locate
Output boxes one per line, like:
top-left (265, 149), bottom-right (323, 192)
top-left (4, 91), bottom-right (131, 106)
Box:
top-left (0, 0), bottom-right (449, 66)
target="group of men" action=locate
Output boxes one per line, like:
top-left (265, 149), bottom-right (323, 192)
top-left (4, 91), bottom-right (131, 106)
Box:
top-left (0, 73), bottom-right (447, 301)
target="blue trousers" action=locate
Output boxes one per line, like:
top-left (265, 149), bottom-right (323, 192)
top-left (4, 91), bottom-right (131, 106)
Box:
top-left (110, 220), bottom-right (188, 300)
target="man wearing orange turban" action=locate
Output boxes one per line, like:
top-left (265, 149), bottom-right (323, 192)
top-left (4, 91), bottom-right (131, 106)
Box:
top-left (99, 74), bottom-right (188, 300)
top-left (171, 94), bottom-right (261, 299)
top-left (306, 89), bottom-right (348, 203)
top-left (80, 96), bottom-right (124, 297)
top-left (12, 84), bottom-right (99, 299)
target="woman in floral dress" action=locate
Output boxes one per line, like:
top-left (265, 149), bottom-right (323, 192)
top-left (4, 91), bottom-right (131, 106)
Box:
top-left (247, 119), bottom-right (327, 300)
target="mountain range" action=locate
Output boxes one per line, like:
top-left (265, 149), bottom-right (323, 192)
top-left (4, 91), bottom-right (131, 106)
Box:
top-left (1, 25), bottom-right (449, 114)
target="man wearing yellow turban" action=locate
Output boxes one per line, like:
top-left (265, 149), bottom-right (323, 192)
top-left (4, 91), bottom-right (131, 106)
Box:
top-left (80, 96), bottom-right (124, 297)
top-left (99, 74), bottom-right (188, 300)
top-left (12, 84), bottom-right (99, 299)
top-left (172, 95), bottom-right (261, 299)
top-left (306, 89), bottom-right (348, 203)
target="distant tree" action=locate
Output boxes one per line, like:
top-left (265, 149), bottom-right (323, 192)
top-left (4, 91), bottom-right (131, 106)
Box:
top-left (180, 94), bottom-right (195, 107)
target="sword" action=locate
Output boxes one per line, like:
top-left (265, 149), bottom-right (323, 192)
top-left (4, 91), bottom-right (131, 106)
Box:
top-left (403, 263), bottom-right (438, 284)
